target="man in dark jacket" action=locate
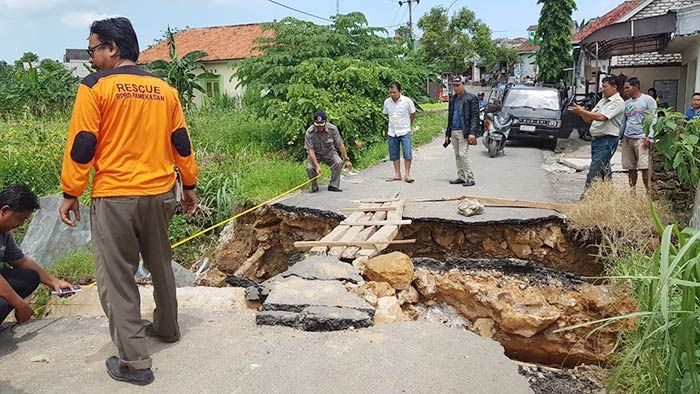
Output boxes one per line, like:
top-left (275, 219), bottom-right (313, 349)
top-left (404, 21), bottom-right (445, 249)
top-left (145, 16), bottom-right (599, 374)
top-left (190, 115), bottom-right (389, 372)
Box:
top-left (445, 76), bottom-right (480, 186)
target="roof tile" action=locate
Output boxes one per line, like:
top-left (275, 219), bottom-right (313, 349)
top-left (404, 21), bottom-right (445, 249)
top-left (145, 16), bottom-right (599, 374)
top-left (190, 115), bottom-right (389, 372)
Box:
top-left (139, 23), bottom-right (272, 64)
top-left (572, 0), bottom-right (643, 42)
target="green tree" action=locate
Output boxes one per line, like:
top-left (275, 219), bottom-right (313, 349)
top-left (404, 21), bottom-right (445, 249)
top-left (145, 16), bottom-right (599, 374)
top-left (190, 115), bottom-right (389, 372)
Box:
top-left (417, 6), bottom-right (496, 75)
top-left (535, 0), bottom-right (576, 84)
top-left (234, 12), bottom-right (428, 159)
top-left (146, 27), bottom-right (215, 110)
top-left (483, 45), bottom-right (520, 74)
top-left (14, 52), bottom-right (39, 68)
top-left (394, 25), bottom-right (412, 49)
top-left (0, 57), bottom-right (79, 117)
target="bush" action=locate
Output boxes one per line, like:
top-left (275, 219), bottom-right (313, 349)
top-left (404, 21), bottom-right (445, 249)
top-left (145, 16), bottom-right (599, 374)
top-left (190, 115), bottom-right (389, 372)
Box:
top-left (235, 13), bottom-right (429, 160)
top-left (0, 59), bottom-right (79, 118)
top-left (0, 117), bottom-right (66, 195)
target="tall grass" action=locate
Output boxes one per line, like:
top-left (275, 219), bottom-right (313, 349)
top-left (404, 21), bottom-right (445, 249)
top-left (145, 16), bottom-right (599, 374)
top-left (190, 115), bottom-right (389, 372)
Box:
top-left (604, 219), bottom-right (700, 394)
top-left (566, 182), bottom-right (675, 258)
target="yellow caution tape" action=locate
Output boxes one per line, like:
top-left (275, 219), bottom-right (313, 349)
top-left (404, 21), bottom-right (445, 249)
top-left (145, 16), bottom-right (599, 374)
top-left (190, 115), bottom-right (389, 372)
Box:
top-left (171, 173), bottom-right (320, 249)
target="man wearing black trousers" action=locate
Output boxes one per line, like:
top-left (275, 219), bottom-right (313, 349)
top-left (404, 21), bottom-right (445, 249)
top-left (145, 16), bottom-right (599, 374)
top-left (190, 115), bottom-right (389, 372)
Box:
top-left (0, 185), bottom-right (74, 326)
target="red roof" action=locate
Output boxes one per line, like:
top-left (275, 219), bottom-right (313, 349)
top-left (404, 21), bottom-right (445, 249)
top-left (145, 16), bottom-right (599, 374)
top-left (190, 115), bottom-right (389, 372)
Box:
top-left (572, 0), bottom-right (642, 42)
top-left (139, 23), bottom-right (272, 64)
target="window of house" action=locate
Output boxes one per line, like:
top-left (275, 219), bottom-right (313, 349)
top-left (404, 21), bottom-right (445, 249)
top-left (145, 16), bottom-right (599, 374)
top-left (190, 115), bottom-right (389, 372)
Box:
top-left (205, 80), bottom-right (220, 97)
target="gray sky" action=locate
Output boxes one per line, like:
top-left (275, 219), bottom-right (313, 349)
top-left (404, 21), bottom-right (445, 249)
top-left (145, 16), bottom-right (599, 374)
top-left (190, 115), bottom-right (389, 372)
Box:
top-left (0, 0), bottom-right (621, 62)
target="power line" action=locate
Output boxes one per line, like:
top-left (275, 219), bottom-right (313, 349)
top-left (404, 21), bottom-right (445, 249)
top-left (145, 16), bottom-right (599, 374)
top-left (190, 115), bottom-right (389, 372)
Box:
top-left (397, 0), bottom-right (419, 50)
top-left (265, 0), bottom-right (332, 22)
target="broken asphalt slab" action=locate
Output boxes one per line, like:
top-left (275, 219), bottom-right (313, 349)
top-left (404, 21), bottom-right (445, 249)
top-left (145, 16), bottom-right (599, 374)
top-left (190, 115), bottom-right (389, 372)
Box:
top-left (0, 310), bottom-right (533, 393)
top-left (257, 258), bottom-right (372, 331)
top-left (261, 276), bottom-right (373, 314)
top-left (279, 255), bottom-right (364, 284)
top-left (276, 136), bottom-right (562, 224)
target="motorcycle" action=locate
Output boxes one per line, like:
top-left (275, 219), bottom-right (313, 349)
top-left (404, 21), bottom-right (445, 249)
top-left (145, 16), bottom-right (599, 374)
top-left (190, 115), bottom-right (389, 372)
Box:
top-left (482, 112), bottom-right (516, 158)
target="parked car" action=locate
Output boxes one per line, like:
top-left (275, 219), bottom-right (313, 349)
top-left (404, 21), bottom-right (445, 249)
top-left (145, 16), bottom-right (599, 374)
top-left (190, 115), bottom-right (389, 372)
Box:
top-left (486, 85), bottom-right (591, 150)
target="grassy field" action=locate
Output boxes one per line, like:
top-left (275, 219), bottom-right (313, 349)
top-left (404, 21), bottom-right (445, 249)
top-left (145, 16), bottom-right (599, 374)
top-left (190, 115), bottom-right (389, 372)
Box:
top-left (420, 102), bottom-right (448, 111)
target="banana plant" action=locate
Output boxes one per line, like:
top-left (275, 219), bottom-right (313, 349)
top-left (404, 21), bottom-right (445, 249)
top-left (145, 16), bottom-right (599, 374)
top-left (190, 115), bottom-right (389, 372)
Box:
top-left (147, 27), bottom-right (217, 110)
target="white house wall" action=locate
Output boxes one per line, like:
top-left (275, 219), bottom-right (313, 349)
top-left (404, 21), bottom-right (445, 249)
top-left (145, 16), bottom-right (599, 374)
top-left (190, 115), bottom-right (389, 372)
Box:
top-left (193, 61), bottom-right (244, 105)
top-left (611, 65), bottom-right (686, 109)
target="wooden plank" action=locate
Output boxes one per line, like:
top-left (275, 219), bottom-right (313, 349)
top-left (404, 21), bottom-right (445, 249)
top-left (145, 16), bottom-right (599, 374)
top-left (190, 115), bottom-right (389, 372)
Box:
top-left (294, 239), bottom-right (416, 248)
top-left (340, 202), bottom-right (391, 260)
top-left (459, 195), bottom-right (574, 212)
top-left (356, 225), bottom-right (400, 258)
top-left (359, 198), bottom-right (401, 203)
top-left (339, 220), bottom-right (412, 226)
top-left (357, 200), bottom-right (406, 258)
top-left (309, 210), bottom-right (364, 255)
top-left (340, 227), bottom-right (377, 259)
top-left (328, 204), bottom-right (379, 257)
top-left (338, 207), bottom-right (397, 213)
top-left (365, 196), bottom-right (572, 212)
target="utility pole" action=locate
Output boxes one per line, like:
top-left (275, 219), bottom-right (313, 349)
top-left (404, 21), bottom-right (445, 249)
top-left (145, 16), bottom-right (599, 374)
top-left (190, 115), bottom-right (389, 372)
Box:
top-left (398, 0), bottom-right (419, 50)
top-left (336, 0), bottom-right (339, 16)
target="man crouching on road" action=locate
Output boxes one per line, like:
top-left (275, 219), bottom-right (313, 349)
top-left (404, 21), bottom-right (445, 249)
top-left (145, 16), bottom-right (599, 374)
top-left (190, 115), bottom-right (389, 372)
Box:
top-left (305, 111), bottom-right (352, 193)
top-left (0, 185), bottom-right (74, 327)
top-left (59, 17), bottom-right (199, 386)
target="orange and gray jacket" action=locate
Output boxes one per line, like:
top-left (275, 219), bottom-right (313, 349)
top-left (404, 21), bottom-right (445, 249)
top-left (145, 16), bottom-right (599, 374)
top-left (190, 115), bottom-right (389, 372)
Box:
top-left (446, 92), bottom-right (480, 138)
top-left (61, 65), bottom-right (198, 198)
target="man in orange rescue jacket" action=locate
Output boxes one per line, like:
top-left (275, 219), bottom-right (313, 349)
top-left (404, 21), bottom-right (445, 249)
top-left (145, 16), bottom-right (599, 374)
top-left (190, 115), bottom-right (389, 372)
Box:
top-left (59, 17), bottom-right (198, 386)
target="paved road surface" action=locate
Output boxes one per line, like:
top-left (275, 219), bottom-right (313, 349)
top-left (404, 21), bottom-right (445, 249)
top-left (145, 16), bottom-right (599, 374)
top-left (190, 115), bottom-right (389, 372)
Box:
top-left (0, 309), bottom-right (532, 393)
top-left (279, 133), bottom-right (562, 224)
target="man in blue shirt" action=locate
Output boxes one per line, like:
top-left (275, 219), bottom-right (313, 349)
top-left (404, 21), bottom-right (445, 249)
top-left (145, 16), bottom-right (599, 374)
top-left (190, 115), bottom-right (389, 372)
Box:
top-left (0, 185), bottom-right (74, 326)
top-left (445, 76), bottom-right (480, 187)
top-left (685, 93), bottom-right (700, 120)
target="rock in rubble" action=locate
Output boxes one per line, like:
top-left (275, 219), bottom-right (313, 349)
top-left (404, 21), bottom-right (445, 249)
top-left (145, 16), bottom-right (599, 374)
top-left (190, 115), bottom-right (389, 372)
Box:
top-left (20, 195), bottom-right (91, 267)
top-left (351, 281), bottom-right (396, 308)
top-left (373, 296), bottom-right (409, 325)
top-left (411, 260), bottom-right (637, 367)
top-left (135, 261), bottom-right (196, 288)
top-left (396, 286), bottom-right (420, 305)
top-left (262, 276), bottom-right (374, 315)
top-left (225, 275), bottom-right (258, 288)
top-left (280, 255), bottom-right (364, 284)
top-left (363, 252), bottom-right (414, 290)
top-left (195, 266), bottom-right (228, 287)
top-left (359, 281), bottom-right (396, 298)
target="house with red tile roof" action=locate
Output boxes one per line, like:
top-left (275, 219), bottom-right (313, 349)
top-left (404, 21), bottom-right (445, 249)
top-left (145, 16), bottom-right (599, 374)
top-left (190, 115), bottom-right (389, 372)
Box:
top-left (571, 0), bottom-right (700, 110)
top-left (139, 23), bottom-right (272, 105)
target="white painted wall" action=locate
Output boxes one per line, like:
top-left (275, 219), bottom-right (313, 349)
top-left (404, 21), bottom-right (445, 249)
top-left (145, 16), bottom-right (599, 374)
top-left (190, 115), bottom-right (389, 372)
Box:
top-left (681, 43), bottom-right (700, 111)
top-left (610, 65), bottom-right (685, 109)
top-left (192, 60), bottom-right (244, 105)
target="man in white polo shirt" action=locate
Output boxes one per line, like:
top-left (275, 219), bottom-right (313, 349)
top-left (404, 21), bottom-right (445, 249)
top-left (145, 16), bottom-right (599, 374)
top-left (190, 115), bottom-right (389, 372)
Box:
top-left (383, 81), bottom-right (417, 183)
top-left (570, 75), bottom-right (625, 197)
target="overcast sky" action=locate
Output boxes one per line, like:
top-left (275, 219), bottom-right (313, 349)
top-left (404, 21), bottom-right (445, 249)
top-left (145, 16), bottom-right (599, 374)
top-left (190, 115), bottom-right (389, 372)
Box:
top-left (0, 0), bottom-right (622, 62)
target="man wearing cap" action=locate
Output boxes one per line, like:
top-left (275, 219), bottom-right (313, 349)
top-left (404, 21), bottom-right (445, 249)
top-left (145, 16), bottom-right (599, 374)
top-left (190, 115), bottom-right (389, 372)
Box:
top-left (445, 76), bottom-right (480, 187)
top-left (305, 111), bottom-right (352, 192)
